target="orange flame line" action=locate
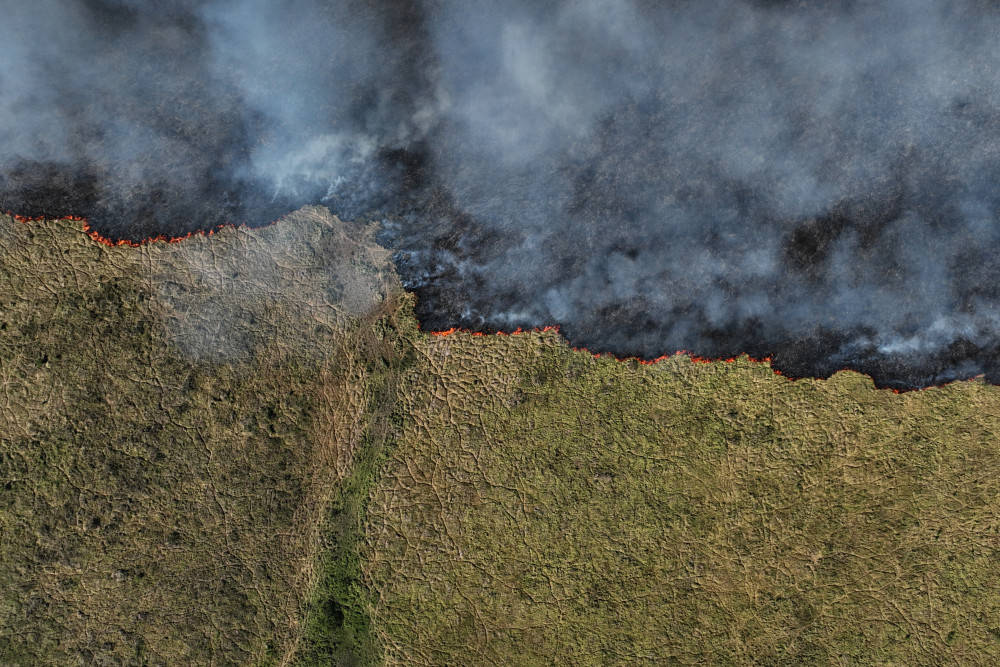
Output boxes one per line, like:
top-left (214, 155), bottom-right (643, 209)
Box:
top-left (424, 323), bottom-right (785, 374)
top-left (8, 211), bottom-right (280, 248)
top-left (421, 324), bottom-right (990, 393)
top-left (5, 211), bottom-right (987, 394)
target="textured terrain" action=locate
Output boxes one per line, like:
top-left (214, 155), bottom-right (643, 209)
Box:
top-left (0, 208), bottom-right (399, 664)
top-left (364, 330), bottom-right (1000, 665)
top-left (3, 211), bottom-right (1000, 665)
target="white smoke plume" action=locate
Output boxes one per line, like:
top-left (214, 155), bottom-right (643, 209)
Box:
top-left (4, 0), bottom-right (1000, 388)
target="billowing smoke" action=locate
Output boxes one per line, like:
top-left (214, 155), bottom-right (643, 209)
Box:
top-left (4, 0), bottom-right (1000, 389)
top-left (0, 0), bottom-right (432, 233)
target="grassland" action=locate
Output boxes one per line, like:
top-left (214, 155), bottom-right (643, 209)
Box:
top-left (364, 328), bottom-right (1000, 665)
top-left (4, 210), bottom-right (1000, 665)
top-left (0, 209), bottom-right (399, 664)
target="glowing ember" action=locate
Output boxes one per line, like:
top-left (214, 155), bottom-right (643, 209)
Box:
top-left (5, 212), bottom-right (984, 394)
top-left (10, 212), bottom-right (279, 248)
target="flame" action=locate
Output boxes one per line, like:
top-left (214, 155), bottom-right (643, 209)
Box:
top-left (424, 323), bottom-right (784, 376)
top-left (420, 324), bottom-right (992, 392)
top-left (5, 210), bottom-right (987, 394)
top-left (9, 211), bottom-right (278, 248)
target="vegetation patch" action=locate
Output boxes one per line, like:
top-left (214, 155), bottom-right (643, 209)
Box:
top-left (293, 295), bottom-right (417, 666)
top-left (363, 329), bottom-right (1000, 665)
top-left (0, 210), bottom-right (396, 665)
top-left (6, 210), bottom-right (1000, 666)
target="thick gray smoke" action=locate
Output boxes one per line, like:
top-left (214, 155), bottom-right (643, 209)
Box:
top-left (0, 0), bottom-right (432, 232)
top-left (3, 0), bottom-right (1000, 388)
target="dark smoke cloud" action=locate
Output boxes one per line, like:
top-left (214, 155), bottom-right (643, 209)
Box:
top-left (0, 0), bottom-right (431, 233)
top-left (4, 0), bottom-right (1000, 388)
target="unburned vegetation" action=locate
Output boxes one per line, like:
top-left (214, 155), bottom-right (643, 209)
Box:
top-left (4, 210), bottom-right (1000, 666)
top-left (0, 209), bottom-right (400, 665)
top-left (364, 330), bottom-right (1000, 665)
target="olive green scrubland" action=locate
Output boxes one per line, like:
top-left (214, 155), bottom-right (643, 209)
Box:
top-left (3, 210), bottom-right (1000, 665)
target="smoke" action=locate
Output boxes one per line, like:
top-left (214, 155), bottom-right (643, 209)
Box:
top-left (0, 0), bottom-right (431, 234)
top-left (4, 1), bottom-right (1000, 388)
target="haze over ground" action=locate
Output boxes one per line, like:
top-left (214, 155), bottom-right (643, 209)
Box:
top-left (4, 0), bottom-right (1000, 388)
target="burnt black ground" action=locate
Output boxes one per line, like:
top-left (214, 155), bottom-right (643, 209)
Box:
top-left (5, 0), bottom-right (1000, 391)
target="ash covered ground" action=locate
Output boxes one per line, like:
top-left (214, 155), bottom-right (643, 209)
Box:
top-left (5, 0), bottom-right (1000, 389)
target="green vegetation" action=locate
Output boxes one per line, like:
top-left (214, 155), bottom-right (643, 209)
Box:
top-left (293, 296), bottom-right (417, 666)
top-left (4, 210), bottom-right (1000, 665)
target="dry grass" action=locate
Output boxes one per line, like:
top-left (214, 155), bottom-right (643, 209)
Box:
top-left (6, 209), bottom-right (1000, 666)
top-left (364, 328), bottom-right (1000, 665)
top-left (0, 210), bottom-right (396, 665)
